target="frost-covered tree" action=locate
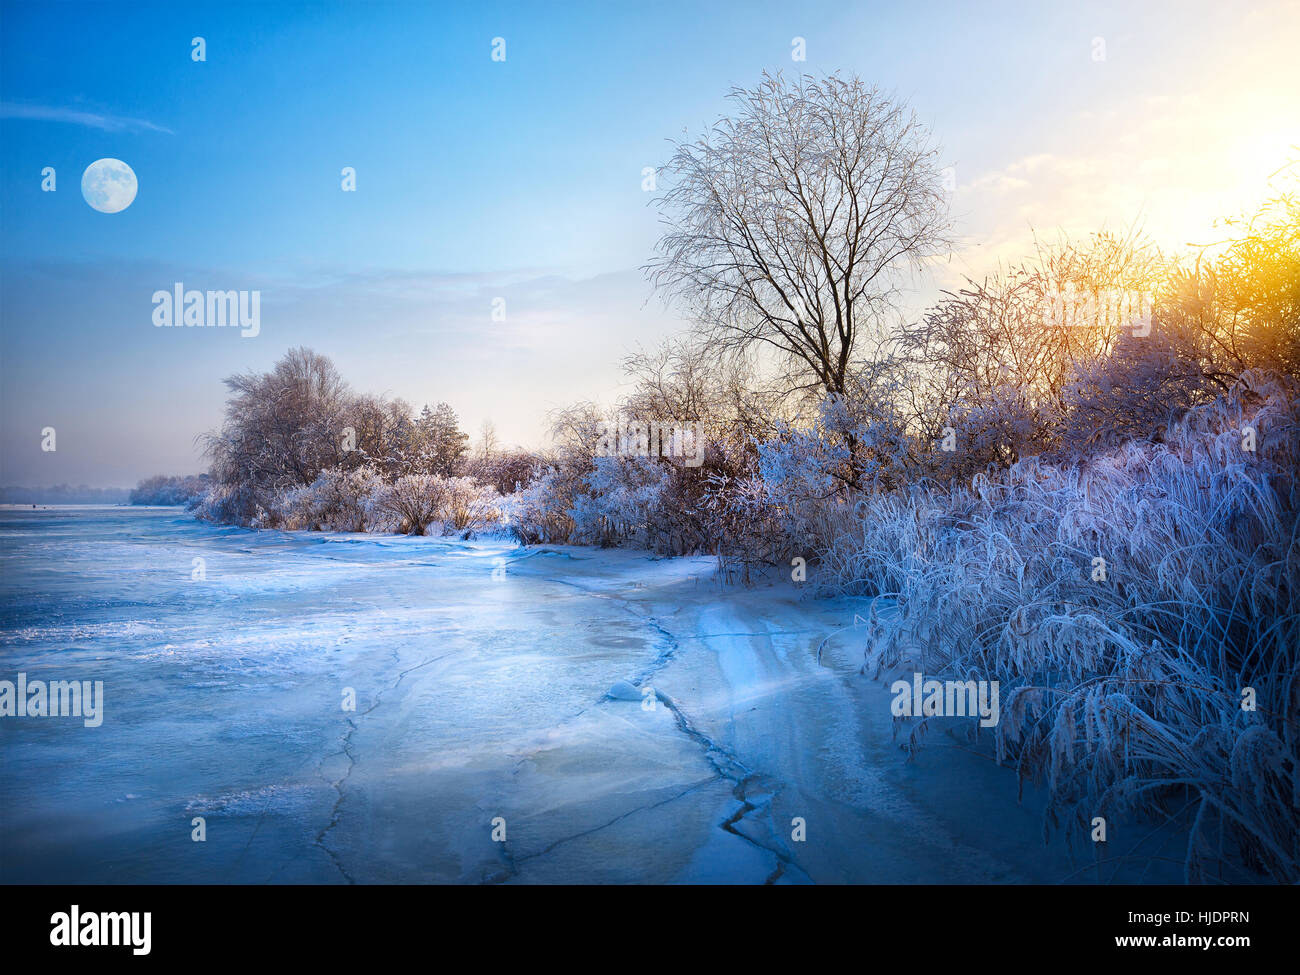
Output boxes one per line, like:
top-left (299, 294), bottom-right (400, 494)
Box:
top-left (344, 393), bottom-right (415, 477)
top-left (647, 72), bottom-right (949, 399)
top-left (202, 347), bottom-right (353, 522)
top-left (894, 229), bottom-right (1166, 469)
top-left (411, 403), bottom-right (469, 477)
top-left (199, 348), bottom-right (480, 526)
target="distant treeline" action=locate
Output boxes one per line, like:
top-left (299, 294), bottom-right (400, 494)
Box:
top-left (129, 474), bottom-right (211, 506)
top-left (0, 484), bottom-right (130, 505)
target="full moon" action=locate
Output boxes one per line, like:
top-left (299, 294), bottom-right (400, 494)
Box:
top-left (81, 158), bottom-right (137, 214)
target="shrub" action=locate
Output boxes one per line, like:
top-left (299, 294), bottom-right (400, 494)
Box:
top-left (277, 465), bottom-right (385, 532)
top-left (512, 468), bottom-right (578, 544)
top-left (371, 474), bottom-right (500, 536)
top-left (568, 456), bottom-right (669, 548)
top-left (836, 375), bottom-right (1300, 882)
top-left (440, 476), bottom-right (501, 534)
top-left (374, 474), bottom-right (446, 535)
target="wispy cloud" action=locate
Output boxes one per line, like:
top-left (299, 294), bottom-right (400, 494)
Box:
top-left (0, 102), bottom-right (172, 134)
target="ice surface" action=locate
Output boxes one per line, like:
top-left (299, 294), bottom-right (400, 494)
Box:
top-left (0, 507), bottom-right (1182, 883)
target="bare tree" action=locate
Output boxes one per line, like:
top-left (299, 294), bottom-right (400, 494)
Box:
top-left (477, 420), bottom-right (499, 462)
top-left (647, 72), bottom-right (949, 397)
top-left (621, 337), bottom-right (786, 447)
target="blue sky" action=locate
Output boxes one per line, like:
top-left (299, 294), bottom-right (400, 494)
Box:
top-left (2, 0), bottom-right (1297, 485)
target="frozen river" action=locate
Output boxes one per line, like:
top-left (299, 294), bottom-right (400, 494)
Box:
top-left (0, 506), bottom-right (1173, 883)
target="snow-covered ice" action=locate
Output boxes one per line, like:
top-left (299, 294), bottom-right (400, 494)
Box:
top-left (0, 506), bottom-right (1181, 883)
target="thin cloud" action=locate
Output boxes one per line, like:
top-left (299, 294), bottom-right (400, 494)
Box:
top-left (0, 102), bottom-right (173, 134)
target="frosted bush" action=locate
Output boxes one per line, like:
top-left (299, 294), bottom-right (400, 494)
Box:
top-left (278, 465), bottom-right (385, 532)
top-left (439, 476), bottom-right (502, 534)
top-left (371, 473), bottom-right (501, 536)
top-left (511, 468), bottom-right (577, 544)
top-left (373, 474), bottom-right (445, 535)
top-left (829, 375), bottom-right (1299, 882)
top-left (192, 481), bottom-right (258, 526)
top-left (568, 456), bottom-right (670, 548)
top-left (729, 391), bottom-right (914, 575)
top-left (699, 471), bottom-right (782, 584)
